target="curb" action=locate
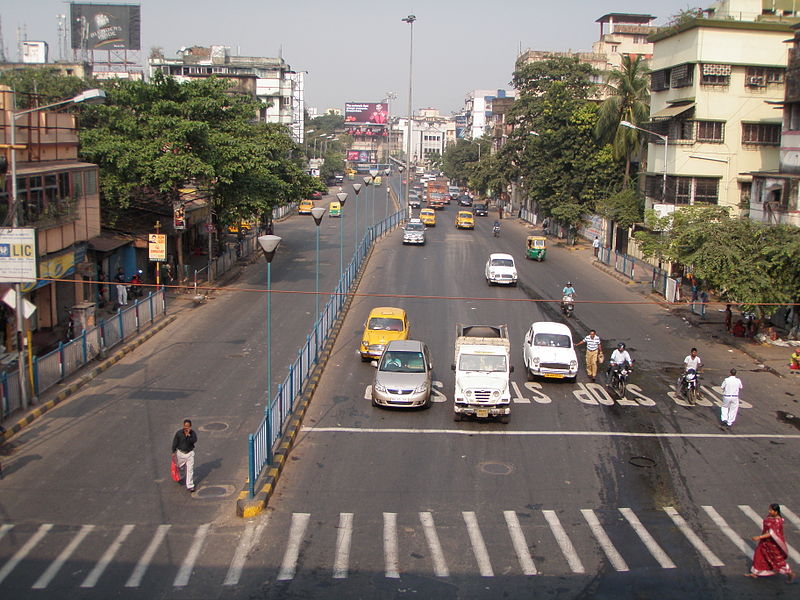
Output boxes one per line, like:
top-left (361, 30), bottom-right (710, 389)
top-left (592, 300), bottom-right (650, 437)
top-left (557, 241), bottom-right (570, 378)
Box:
top-left (1, 314), bottom-right (177, 445)
top-left (236, 243), bottom-right (377, 518)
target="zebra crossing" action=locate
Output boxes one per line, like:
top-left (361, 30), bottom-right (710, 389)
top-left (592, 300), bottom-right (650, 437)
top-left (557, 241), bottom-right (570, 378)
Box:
top-left (1, 503), bottom-right (798, 592)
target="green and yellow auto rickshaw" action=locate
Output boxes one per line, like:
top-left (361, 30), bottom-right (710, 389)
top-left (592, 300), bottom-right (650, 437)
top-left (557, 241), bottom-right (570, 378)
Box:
top-left (526, 236), bottom-right (547, 261)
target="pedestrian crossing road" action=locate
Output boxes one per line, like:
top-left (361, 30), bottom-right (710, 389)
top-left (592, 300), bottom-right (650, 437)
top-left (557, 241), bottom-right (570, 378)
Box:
top-left (1, 502), bottom-right (798, 594)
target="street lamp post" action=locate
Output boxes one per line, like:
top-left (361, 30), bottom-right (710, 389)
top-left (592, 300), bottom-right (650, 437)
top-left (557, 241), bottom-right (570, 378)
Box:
top-left (336, 192), bottom-right (348, 281)
top-left (369, 168), bottom-right (379, 236)
top-left (352, 183), bottom-right (363, 253)
top-left (257, 235), bottom-right (281, 407)
top-left (362, 176), bottom-right (373, 242)
top-left (402, 14), bottom-right (416, 210)
top-left (620, 120), bottom-right (668, 201)
top-left (6, 88), bottom-right (106, 408)
top-left (310, 206), bottom-right (326, 321)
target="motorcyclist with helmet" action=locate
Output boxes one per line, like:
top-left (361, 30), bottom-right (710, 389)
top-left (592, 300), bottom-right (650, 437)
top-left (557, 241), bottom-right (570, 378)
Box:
top-left (607, 342), bottom-right (633, 381)
top-left (561, 282), bottom-right (576, 314)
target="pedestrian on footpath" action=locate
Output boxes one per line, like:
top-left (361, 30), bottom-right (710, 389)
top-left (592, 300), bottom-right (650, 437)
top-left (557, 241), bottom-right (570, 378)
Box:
top-left (172, 419), bottom-right (197, 492)
top-left (114, 267), bottom-right (128, 307)
top-left (720, 368), bottom-right (743, 428)
top-left (575, 329), bottom-right (602, 382)
top-left (745, 503), bottom-right (795, 583)
top-left (592, 236), bottom-right (600, 257)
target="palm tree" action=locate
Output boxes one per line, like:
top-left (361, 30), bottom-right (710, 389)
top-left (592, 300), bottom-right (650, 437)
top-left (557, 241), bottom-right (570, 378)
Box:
top-left (595, 55), bottom-right (650, 183)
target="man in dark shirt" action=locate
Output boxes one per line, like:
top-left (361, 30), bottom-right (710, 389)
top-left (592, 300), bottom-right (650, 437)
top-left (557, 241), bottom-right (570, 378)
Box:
top-left (172, 419), bottom-right (197, 492)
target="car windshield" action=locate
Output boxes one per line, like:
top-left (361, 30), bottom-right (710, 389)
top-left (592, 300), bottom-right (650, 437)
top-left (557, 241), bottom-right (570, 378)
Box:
top-left (533, 333), bottom-right (572, 348)
top-left (379, 351), bottom-right (426, 373)
top-left (406, 223), bottom-right (425, 231)
top-left (491, 258), bottom-right (514, 267)
top-left (369, 317), bottom-right (404, 331)
top-left (475, 204), bottom-right (487, 209)
top-left (459, 354), bottom-right (507, 372)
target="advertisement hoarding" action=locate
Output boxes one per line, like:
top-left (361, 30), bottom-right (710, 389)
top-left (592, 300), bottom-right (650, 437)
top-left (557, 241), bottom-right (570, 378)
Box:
top-left (70, 3), bottom-right (142, 50)
top-left (344, 102), bottom-right (389, 125)
top-left (345, 125), bottom-right (388, 137)
top-left (347, 150), bottom-right (375, 163)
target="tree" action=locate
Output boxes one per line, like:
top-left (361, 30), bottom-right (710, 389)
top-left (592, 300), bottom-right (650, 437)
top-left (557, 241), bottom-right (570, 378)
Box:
top-left (0, 68), bottom-right (89, 109)
top-left (594, 55), bottom-right (650, 182)
top-left (595, 187), bottom-right (645, 230)
top-left (441, 139), bottom-right (485, 187)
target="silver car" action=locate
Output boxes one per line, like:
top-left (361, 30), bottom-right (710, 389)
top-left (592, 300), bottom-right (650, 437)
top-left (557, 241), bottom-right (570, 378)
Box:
top-left (371, 340), bottom-right (433, 408)
top-left (402, 219), bottom-right (426, 245)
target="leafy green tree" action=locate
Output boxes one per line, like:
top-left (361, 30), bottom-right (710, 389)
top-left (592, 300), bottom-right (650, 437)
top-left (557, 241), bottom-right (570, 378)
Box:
top-left (595, 187), bottom-right (645, 230)
top-left (0, 67), bottom-right (89, 109)
top-left (441, 139), bottom-right (485, 187)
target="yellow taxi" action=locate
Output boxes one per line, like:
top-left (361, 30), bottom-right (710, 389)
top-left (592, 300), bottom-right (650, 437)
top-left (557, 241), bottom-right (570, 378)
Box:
top-left (419, 208), bottom-right (436, 227)
top-left (298, 199), bottom-right (314, 214)
top-left (455, 211), bottom-right (475, 229)
top-left (360, 307), bottom-right (410, 361)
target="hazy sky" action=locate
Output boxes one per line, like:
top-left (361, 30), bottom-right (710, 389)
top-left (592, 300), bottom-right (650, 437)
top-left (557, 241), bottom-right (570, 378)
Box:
top-left (4, 1), bottom-right (696, 115)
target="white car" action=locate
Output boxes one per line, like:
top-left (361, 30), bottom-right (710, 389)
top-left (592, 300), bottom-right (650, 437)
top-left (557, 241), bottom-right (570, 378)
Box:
top-left (522, 321), bottom-right (578, 382)
top-left (485, 253), bottom-right (518, 286)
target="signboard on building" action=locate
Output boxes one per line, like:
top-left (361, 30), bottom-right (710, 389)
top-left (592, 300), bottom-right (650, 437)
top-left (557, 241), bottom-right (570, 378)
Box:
top-left (0, 228), bottom-right (37, 283)
top-left (345, 102), bottom-right (388, 125)
top-left (345, 125), bottom-right (388, 137)
top-left (173, 202), bottom-right (186, 230)
top-left (148, 234), bottom-right (167, 262)
top-left (347, 150), bottom-right (375, 163)
top-left (70, 3), bottom-right (142, 50)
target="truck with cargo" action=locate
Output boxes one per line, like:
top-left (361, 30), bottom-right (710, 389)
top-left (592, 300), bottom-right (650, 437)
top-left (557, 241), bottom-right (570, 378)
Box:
top-left (425, 179), bottom-right (449, 210)
top-left (451, 324), bottom-right (513, 423)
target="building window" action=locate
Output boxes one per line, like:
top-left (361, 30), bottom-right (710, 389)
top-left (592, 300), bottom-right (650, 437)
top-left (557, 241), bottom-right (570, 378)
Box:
top-left (651, 69), bottom-right (669, 91)
top-left (739, 182), bottom-right (752, 208)
top-left (85, 169), bottom-right (98, 195)
top-left (745, 66), bottom-right (785, 88)
top-left (695, 121), bottom-right (725, 143)
top-left (789, 103), bottom-right (800, 131)
top-left (694, 178), bottom-right (719, 204)
top-left (647, 175), bottom-right (719, 204)
top-left (701, 63), bottom-right (731, 86)
top-left (742, 123), bottom-right (781, 145)
top-left (668, 119), bottom-right (694, 141)
top-left (670, 63), bottom-right (693, 88)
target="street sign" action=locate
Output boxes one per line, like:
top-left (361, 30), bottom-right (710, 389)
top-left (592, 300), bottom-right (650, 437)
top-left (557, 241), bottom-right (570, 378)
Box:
top-left (173, 202), bottom-right (186, 230)
top-left (148, 233), bottom-right (166, 262)
top-left (0, 228), bottom-right (37, 283)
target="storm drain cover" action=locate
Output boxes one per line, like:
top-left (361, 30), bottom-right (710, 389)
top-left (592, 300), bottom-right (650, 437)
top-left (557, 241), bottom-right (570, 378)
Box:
top-left (200, 422), bottom-right (228, 432)
top-left (479, 461), bottom-right (514, 475)
top-left (629, 456), bottom-right (656, 468)
top-left (195, 485), bottom-right (234, 499)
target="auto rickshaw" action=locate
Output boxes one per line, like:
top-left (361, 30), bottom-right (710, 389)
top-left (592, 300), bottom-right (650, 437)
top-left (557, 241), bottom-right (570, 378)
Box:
top-left (526, 236), bottom-right (547, 261)
top-left (328, 201), bottom-right (341, 217)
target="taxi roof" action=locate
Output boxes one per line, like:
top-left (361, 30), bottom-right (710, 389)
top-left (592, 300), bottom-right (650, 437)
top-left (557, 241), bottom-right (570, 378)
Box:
top-left (368, 307), bottom-right (407, 318)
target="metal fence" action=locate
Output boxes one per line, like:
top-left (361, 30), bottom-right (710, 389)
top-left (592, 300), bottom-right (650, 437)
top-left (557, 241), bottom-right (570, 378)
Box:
top-left (1, 289), bottom-right (168, 420)
top-left (247, 208), bottom-right (407, 497)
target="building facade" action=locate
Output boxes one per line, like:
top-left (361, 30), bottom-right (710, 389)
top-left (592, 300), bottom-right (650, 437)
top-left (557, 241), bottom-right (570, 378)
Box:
top-left (463, 89), bottom-right (515, 140)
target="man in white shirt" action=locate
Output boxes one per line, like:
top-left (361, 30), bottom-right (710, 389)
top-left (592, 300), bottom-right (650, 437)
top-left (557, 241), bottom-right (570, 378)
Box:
top-left (607, 343), bottom-right (632, 381)
top-left (683, 348), bottom-right (703, 372)
top-left (575, 329), bottom-right (602, 382)
top-left (720, 368), bottom-right (743, 428)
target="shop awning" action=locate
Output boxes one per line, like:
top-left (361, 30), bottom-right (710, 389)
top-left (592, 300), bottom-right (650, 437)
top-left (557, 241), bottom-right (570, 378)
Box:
top-left (651, 103), bottom-right (695, 120)
top-left (88, 234), bottom-right (132, 253)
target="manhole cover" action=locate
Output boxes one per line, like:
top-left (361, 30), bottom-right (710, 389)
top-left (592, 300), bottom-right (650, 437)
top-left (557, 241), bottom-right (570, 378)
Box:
top-left (200, 422), bottom-right (228, 432)
top-left (479, 461), bottom-right (514, 475)
top-left (629, 456), bottom-right (656, 468)
top-left (195, 485), bottom-right (234, 498)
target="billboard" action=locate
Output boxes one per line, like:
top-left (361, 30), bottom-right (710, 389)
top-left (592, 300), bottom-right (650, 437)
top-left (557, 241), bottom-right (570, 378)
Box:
top-left (345, 125), bottom-right (388, 137)
top-left (70, 3), bottom-right (142, 50)
top-left (345, 102), bottom-right (388, 125)
top-left (347, 150), bottom-right (375, 163)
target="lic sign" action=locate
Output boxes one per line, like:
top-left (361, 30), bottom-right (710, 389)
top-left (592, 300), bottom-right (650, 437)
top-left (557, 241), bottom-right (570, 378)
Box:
top-left (0, 228), bottom-right (37, 283)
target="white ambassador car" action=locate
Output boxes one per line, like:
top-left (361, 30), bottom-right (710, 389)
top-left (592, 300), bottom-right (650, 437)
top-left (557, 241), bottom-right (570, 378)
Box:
top-left (522, 321), bottom-right (578, 382)
top-left (485, 253), bottom-right (518, 286)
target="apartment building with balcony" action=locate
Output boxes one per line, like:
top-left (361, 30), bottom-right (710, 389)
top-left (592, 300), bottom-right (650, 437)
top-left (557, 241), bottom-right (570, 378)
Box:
top-left (463, 89), bottom-right (515, 140)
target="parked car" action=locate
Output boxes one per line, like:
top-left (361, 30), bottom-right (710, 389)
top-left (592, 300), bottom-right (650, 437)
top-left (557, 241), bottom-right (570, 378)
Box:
top-left (522, 321), bottom-right (578, 382)
top-left (371, 340), bottom-right (433, 409)
top-left (485, 253), bottom-right (518, 286)
top-left (420, 208), bottom-right (436, 227)
top-left (360, 307), bottom-right (410, 361)
top-left (402, 219), bottom-right (426, 245)
top-left (473, 202), bottom-right (488, 216)
top-left (455, 211), bottom-right (475, 229)
top-left (310, 191), bottom-right (323, 200)
top-left (298, 199), bottom-right (315, 214)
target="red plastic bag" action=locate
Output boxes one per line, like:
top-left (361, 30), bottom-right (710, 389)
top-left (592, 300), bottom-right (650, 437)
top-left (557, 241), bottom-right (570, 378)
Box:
top-left (171, 456), bottom-right (181, 482)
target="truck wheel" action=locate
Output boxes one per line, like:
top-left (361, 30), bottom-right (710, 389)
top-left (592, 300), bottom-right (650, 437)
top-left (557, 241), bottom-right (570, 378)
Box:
top-left (499, 415), bottom-right (510, 424)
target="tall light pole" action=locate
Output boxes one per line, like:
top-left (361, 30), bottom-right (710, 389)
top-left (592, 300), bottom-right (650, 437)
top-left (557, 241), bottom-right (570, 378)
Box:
top-left (620, 120), bottom-right (668, 201)
top-left (310, 206), bottom-right (326, 320)
top-left (369, 168), bottom-right (379, 236)
top-left (7, 88), bottom-right (106, 408)
top-left (402, 14), bottom-right (416, 211)
top-left (258, 235), bottom-right (281, 405)
top-left (352, 183), bottom-right (363, 252)
top-left (363, 175), bottom-right (373, 241)
top-left (336, 192), bottom-right (348, 281)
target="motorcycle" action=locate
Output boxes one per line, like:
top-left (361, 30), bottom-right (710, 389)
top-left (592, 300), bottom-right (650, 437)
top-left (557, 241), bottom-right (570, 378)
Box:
top-left (607, 361), bottom-right (632, 399)
top-left (128, 270), bottom-right (144, 299)
top-left (678, 368), bottom-right (701, 403)
top-left (561, 294), bottom-right (575, 318)
top-left (493, 223), bottom-right (500, 237)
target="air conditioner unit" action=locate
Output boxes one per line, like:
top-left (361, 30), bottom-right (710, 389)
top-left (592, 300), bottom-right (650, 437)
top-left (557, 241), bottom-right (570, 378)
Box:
top-left (747, 76), bottom-right (766, 87)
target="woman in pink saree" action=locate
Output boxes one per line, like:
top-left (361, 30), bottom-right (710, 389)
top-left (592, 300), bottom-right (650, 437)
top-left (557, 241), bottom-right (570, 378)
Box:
top-left (746, 503), bottom-right (796, 582)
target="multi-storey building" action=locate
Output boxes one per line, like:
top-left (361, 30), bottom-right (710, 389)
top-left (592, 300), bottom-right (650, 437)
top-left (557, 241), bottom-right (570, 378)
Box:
top-left (148, 46), bottom-right (305, 142)
top-left (393, 109), bottom-right (454, 167)
top-left (592, 13), bottom-right (656, 69)
top-left (463, 89), bottom-right (515, 140)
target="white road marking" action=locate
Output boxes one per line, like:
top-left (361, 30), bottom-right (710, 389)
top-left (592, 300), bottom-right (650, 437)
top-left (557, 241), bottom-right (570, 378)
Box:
top-left (277, 513), bottom-right (310, 581)
top-left (333, 513), bottom-right (354, 579)
top-left (32, 524), bottom-right (94, 589)
top-left (663, 507), bottom-right (723, 567)
top-left (0, 524), bottom-right (13, 542)
top-left (739, 505), bottom-right (800, 564)
top-left (125, 524), bottom-right (170, 587)
top-left (581, 509), bottom-right (628, 572)
top-left (781, 505), bottom-right (800, 533)
top-left (0, 523), bottom-right (53, 585)
top-left (364, 386), bottom-right (371, 400)
top-left (542, 510), bottom-right (584, 573)
top-left (702, 506), bottom-right (752, 557)
top-left (383, 512), bottom-right (400, 578)
top-left (511, 381), bottom-right (531, 403)
top-left (619, 508), bottom-right (675, 568)
top-left (419, 512), bottom-right (449, 577)
top-left (503, 510), bottom-right (537, 575)
top-left (174, 523), bottom-right (211, 587)
top-left (462, 511), bottom-right (493, 577)
top-left (299, 426), bottom-right (799, 440)
top-left (224, 517), bottom-right (269, 586)
top-left (81, 524), bottom-right (134, 588)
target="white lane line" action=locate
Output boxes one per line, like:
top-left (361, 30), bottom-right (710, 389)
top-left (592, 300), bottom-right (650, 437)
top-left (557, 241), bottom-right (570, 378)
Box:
top-left (0, 524), bottom-right (13, 542)
top-left (581, 509), bottom-right (628, 572)
top-left (174, 523), bottom-right (211, 587)
top-left (224, 517), bottom-right (269, 586)
top-left (81, 524), bottom-right (135, 588)
top-left (383, 512), bottom-right (400, 579)
top-left (739, 505), bottom-right (800, 564)
top-left (333, 513), bottom-right (354, 579)
top-left (503, 511), bottom-right (537, 575)
top-left (32, 524), bottom-right (94, 589)
top-left (619, 508), bottom-right (675, 569)
top-left (663, 507), bottom-right (723, 567)
top-left (277, 513), bottom-right (310, 581)
top-left (782, 506), bottom-right (800, 533)
top-left (462, 511), bottom-right (494, 577)
top-left (419, 512), bottom-right (449, 577)
top-left (300, 426), bottom-right (800, 440)
top-left (542, 510), bottom-right (584, 573)
top-left (125, 524), bottom-right (170, 587)
top-left (510, 381), bottom-right (531, 403)
top-left (0, 523), bottom-right (53, 585)
top-left (702, 506), bottom-right (752, 557)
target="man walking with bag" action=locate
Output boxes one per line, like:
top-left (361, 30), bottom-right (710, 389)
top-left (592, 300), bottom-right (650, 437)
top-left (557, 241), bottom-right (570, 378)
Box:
top-left (720, 368), bottom-right (743, 429)
top-left (172, 419), bottom-right (197, 492)
top-left (575, 329), bottom-right (602, 382)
